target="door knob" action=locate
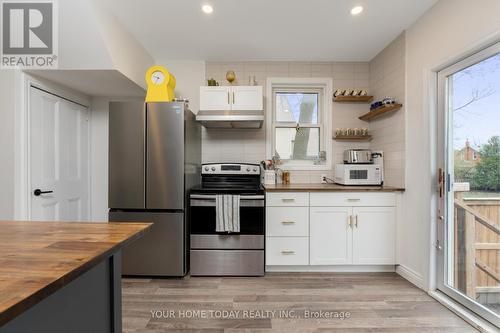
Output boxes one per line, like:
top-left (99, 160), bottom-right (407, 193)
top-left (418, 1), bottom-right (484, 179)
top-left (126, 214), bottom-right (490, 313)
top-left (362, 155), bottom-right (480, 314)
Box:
top-left (34, 189), bottom-right (53, 196)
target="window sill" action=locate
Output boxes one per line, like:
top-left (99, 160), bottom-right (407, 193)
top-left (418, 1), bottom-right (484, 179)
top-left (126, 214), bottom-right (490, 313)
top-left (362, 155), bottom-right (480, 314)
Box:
top-left (278, 164), bottom-right (332, 171)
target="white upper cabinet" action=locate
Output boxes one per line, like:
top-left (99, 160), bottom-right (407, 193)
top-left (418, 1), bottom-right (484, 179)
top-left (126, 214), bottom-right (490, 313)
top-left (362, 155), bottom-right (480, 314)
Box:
top-left (199, 86), bottom-right (231, 111)
top-left (231, 86), bottom-right (263, 110)
top-left (200, 86), bottom-right (263, 111)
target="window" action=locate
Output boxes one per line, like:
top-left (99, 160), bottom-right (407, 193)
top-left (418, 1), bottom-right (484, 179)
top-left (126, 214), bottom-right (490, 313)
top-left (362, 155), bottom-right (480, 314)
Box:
top-left (266, 78), bottom-right (332, 170)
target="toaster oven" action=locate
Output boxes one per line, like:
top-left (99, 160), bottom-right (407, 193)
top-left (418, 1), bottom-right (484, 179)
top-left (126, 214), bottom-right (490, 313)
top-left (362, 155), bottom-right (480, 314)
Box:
top-left (343, 149), bottom-right (373, 164)
top-left (335, 164), bottom-right (383, 185)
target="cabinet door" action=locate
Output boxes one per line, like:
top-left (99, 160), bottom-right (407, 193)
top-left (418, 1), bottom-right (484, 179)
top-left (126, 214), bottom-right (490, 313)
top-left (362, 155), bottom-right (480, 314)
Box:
top-left (310, 207), bottom-right (352, 265)
top-left (352, 207), bottom-right (395, 264)
top-left (200, 86), bottom-right (231, 111)
top-left (231, 86), bottom-right (263, 110)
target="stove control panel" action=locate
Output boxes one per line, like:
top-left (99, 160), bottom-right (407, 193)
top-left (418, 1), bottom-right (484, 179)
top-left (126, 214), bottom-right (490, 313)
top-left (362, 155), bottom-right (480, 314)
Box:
top-left (202, 163), bottom-right (260, 175)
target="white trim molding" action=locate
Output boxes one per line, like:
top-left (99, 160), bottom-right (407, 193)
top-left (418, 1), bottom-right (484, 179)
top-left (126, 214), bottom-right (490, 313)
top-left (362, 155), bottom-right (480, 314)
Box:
top-left (396, 264), bottom-right (424, 289)
top-left (266, 77), bottom-right (333, 171)
top-left (266, 265), bottom-right (395, 273)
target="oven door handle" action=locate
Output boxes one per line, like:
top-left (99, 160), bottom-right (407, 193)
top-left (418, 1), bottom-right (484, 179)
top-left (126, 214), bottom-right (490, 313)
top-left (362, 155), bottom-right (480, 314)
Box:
top-left (190, 194), bottom-right (264, 207)
top-left (190, 194), bottom-right (264, 200)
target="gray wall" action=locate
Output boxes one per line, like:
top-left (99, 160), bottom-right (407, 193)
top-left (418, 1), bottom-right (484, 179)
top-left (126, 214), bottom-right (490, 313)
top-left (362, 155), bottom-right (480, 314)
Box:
top-left (0, 71), bottom-right (16, 219)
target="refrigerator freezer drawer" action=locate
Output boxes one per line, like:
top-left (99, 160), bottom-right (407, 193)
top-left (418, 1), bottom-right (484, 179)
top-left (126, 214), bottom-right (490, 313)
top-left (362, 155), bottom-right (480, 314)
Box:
top-left (190, 250), bottom-right (264, 276)
top-left (109, 211), bottom-right (185, 277)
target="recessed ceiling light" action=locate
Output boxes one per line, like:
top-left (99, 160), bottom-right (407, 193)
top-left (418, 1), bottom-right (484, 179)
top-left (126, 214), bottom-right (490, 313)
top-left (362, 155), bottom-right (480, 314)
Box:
top-left (202, 4), bottom-right (214, 14)
top-left (351, 6), bottom-right (363, 15)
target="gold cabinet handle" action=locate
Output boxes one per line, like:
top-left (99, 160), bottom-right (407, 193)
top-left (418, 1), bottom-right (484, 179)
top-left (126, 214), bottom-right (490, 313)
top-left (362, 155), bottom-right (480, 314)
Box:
top-left (281, 221), bottom-right (295, 225)
top-left (227, 91), bottom-right (230, 104)
top-left (232, 92), bottom-right (235, 104)
top-left (355, 214), bottom-right (358, 228)
top-left (281, 198), bottom-right (295, 202)
top-left (348, 215), bottom-right (352, 228)
top-left (281, 250), bottom-right (295, 255)
top-left (347, 198), bottom-right (361, 202)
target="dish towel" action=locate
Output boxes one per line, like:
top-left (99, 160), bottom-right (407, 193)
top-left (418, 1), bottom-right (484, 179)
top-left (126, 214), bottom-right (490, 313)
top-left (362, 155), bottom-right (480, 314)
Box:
top-left (216, 194), bottom-right (240, 233)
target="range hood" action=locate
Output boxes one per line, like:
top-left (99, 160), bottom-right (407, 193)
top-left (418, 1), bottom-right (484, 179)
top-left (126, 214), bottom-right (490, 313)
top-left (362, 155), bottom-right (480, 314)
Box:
top-left (196, 110), bottom-right (264, 129)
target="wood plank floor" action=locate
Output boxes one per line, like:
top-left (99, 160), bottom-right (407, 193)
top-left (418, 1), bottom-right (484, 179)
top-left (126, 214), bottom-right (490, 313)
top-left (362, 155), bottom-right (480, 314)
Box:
top-left (122, 273), bottom-right (478, 332)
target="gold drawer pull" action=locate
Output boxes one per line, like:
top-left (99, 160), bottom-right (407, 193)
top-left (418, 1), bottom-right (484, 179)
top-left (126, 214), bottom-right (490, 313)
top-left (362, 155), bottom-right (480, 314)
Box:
top-left (281, 198), bottom-right (295, 202)
top-left (281, 221), bottom-right (295, 225)
top-left (347, 198), bottom-right (361, 202)
top-left (281, 250), bottom-right (295, 255)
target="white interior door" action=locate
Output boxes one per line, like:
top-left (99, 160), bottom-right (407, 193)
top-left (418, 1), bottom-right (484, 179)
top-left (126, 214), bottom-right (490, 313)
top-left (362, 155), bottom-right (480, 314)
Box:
top-left (29, 86), bottom-right (89, 221)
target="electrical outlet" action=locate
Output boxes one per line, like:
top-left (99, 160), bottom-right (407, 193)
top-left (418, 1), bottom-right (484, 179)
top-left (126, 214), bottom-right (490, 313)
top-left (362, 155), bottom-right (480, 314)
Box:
top-left (321, 174), bottom-right (327, 183)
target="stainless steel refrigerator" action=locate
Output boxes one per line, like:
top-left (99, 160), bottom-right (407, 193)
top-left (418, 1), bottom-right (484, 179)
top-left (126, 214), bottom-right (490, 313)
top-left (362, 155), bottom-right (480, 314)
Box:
top-left (108, 101), bottom-right (201, 276)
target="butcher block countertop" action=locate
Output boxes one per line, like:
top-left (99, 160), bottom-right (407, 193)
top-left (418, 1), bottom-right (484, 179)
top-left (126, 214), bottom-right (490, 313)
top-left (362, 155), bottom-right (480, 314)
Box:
top-left (0, 221), bottom-right (151, 326)
top-left (263, 183), bottom-right (405, 192)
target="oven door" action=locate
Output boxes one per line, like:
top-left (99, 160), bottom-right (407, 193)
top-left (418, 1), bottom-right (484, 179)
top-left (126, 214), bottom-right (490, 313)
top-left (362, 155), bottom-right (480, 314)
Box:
top-left (190, 194), bottom-right (264, 235)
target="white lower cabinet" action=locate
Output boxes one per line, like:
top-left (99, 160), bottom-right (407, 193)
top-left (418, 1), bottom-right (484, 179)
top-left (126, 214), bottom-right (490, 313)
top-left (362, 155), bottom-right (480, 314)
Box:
top-left (310, 207), bottom-right (352, 265)
top-left (266, 207), bottom-right (309, 237)
top-left (266, 191), bottom-right (397, 269)
top-left (352, 207), bottom-right (395, 264)
top-left (266, 237), bottom-right (309, 265)
top-left (310, 206), bottom-right (395, 265)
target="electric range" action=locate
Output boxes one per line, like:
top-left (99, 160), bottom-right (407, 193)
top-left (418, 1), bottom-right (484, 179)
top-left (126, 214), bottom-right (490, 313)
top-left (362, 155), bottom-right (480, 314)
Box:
top-left (189, 163), bottom-right (265, 276)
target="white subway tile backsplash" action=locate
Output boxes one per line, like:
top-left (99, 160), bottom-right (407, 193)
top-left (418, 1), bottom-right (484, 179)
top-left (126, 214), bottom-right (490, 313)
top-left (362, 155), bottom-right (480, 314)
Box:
top-left (333, 63), bottom-right (355, 73)
top-left (369, 32), bottom-right (406, 187)
top-left (203, 57), bottom-right (404, 185)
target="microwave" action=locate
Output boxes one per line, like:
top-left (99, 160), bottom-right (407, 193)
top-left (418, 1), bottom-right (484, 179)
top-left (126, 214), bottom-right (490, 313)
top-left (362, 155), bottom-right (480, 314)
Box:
top-left (335, 164), bottom-right (383, 185)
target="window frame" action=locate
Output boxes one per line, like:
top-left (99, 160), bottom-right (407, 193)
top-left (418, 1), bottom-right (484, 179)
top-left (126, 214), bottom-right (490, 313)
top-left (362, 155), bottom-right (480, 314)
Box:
top-left (266, 77), bottom-right (333, 171)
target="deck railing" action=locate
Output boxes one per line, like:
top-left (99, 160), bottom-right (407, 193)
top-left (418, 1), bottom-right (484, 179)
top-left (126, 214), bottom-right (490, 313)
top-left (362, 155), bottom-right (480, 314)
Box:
top-left (454, 197), bottom-right (500, 308)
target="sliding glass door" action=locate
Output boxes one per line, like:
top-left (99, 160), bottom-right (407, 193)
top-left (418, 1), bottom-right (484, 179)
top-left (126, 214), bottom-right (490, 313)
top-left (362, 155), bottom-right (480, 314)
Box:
top-left (437, 42), bottom-right (500, 327)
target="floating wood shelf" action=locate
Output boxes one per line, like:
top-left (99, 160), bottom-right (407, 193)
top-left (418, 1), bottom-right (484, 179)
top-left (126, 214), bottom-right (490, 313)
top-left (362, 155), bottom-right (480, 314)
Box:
top-left (333, 95), bottom-right (374, 103)
top-left (333, 135), bottom-right (372, 142)
top-left (359, 104), bottom-right (403, 122)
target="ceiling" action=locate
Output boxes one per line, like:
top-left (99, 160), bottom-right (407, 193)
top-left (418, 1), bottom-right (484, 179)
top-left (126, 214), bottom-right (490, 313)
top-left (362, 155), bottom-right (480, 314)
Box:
top-left (103, 0), bottom-right (437, 62)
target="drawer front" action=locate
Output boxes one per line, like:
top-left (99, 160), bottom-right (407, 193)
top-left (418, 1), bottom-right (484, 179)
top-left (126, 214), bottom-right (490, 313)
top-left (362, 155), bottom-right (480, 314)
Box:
top-left (191, 250), bottom-right (264, 276)
top-left (266, 207), bottom-right (309, 237)
top-left (191, 235), bottom-right (264, 249)
top-left (266, 192), bottom-right (309, 207)
top-left (266, 237), bottom-right (309, 265)
top-left (310, 192), bottom-right (396, 207)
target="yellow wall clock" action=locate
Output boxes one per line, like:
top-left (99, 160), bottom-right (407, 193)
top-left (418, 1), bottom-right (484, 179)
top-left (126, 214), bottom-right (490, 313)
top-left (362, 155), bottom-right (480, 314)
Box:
top-left (145, 66), bottom-right (176, 102)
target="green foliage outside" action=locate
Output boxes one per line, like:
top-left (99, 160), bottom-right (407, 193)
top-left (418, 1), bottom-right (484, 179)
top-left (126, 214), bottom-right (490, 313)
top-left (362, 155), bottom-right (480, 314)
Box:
top-left (454, 136), bottom-right (500, 192)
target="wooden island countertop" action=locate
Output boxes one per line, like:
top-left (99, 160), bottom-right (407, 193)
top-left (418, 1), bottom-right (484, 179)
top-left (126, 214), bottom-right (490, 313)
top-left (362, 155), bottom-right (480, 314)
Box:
top-left (0, 221), bottom-right (151, 326)
top-left (263, 183), bottom-right (405, 192)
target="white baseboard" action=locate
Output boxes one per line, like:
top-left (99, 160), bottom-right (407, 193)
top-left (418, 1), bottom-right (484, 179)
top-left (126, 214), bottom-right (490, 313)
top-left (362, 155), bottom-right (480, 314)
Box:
top-left (396, 264), bottom-right (424, 289)
top-left (266, 265), bottom-right (395, 273)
